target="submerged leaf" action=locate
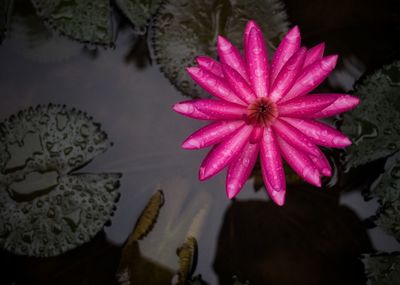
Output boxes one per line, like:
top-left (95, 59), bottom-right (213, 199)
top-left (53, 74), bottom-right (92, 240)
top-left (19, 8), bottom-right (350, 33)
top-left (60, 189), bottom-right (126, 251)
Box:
top-left (0, 104), bottom-right (121, 256)
top-left (152, 0), bottom-right (289, 98)
top-left (177, 236), bottom-right (198, 285)
top-left (342, 60), bottom-right (400, 168)
top-left (115, 0), bottom-right (162, 34)
top-left (129, 190), bottom-right (164, 242)
top-left (31, 0), bottom-right (113, 45)
top-left (362, 253), bottom-right (400, 285)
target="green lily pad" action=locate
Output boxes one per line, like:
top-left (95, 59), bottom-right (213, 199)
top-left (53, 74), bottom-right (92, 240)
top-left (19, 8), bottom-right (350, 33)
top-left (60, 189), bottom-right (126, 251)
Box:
top-left (152, 0), bottom-right (289, 98)
top-left (31, 0), bottom-right (113, 45)
top-left (365, 152), bottom-right (400, 240)
top-left (342, 60), bottom-right (400, 168)
top-left (0, 104), bottom-right (121, 257)
top-left (0, 0), bottom-right (14, 43)
top-left (115, 0), bottom-right (162, 34)
top-left (362, 253), bottom-right (400, 285)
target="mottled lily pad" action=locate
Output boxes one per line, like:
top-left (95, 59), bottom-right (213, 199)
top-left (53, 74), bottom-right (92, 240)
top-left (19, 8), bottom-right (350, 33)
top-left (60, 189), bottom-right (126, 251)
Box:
top-left (0, 104), bottom-right (121, 256)
top-left (365, 152), bottom-right (400, 240)
top-left (362, 253), bottom-right (400, 285)
top-left (0, 0), bottom-right (14, 43)
top-left (31, 0), bottom-right (113, 45)
top-left (152, 0), bottom-right (289, 98)
top-left (115, 0), bottom-right (162, 34)
top-left (342, 60), bottom-right (400, 168)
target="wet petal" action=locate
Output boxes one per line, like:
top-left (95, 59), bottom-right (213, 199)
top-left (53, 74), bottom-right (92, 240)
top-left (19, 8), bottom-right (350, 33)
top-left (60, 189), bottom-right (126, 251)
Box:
top-left (309, 149), bottom-right (332, 177)
top-left (280, 55), bottom-right (338, 103)
top-left (246, 27), bottom-right (269, 98)
top-left (244, 20), bottom-right (261, 53)
top-left (272, 119), bottom-right (321, 156)
top-left (217, 35), bottom-right (249, 81)
top-left (174, 99), bottom-right (246, 120)
top-left (270, 26), bottom-right (301, 84)
top-left (276, 135), bottom-right (321, 187)
top-left (249, 126), bottom-right (263, 144)
top-left (263, 172), bottom-right (286, 206)
top-left (226, 142), bottom-right (259, 199)
top-left (173, 100), bottom-right (219, 120)
top-left (270, 47), bottom-right (307, 102)
top-left (278, 94), bottom-right (338, 117)
top-left (182, 121), bottom-right (244, 149)
top-left (222, 63), bottom-right (257, 103)
top-left (199, 125), bottom-right (253, 180)
top-left (281, 117), bottom-right (351, 148)
top-left (186, 67), bottom-right (245, 105)
top-left (304, 43), bottom-right (325, 68)
top-left (195, 56), bottom-right (223, 77)
top-left (260, 127), bottom-right (285, 192)
top-left (309, 94), bottom-right (360, 118)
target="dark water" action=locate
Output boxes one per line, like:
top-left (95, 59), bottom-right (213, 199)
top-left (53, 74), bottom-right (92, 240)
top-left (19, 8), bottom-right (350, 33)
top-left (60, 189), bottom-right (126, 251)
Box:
top-left (0, 0), bottom-right (400, 284)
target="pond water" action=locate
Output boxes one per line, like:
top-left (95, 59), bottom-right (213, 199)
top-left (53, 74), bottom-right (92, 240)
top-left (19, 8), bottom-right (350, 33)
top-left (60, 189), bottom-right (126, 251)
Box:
top-left (1, 0), bottom-right (400, 284)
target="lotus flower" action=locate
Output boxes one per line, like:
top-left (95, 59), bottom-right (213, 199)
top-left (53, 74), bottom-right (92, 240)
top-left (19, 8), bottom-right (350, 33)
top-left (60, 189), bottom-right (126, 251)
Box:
top-left (172, 20), bottom-right (360, 205)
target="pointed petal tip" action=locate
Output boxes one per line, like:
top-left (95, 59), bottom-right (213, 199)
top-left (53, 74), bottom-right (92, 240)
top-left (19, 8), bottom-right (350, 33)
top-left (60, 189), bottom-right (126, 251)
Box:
top-left (321, 54), bottom-right (339, 71)
top-left (270, 189), bottom-right (286, 206)
top-left (322, 168), bottom-right (332, 177)
top-left (198, 166), bottom-right (208, 181)
top-left (245, 20), bottom-right (261, 31)
top-left (173, 102), bottom-right (193, 115)
top-left (181, 138), bottom-right (200, 149)
top-left (186, 66), bottom-right (200, 75)
top-left (226, 185), bottom-right (239, 199)
top-left (287, 25), bottom-right (300, 38)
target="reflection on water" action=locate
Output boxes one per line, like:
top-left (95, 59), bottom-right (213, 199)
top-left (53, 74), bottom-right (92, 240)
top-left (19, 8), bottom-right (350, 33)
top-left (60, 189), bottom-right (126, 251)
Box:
top-left (1, 0), bottom-right (400, 284)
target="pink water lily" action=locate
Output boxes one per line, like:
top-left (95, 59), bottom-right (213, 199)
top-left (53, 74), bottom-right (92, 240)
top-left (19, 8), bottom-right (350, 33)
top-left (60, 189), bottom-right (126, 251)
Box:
top-left (173, 20), bottom-right (359, 205)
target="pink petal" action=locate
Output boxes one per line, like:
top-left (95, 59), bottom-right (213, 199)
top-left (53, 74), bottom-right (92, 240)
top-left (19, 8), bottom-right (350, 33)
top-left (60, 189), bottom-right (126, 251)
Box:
top-left (226, 142), bottom-right (259, 199)
top-left (303, 43), bottom-right (325, 68)
top-left (199, 125), bottom-right (253, 180)
top-left (249, 126), bottom-right (263, 144)
top-left (272, 119), bottom-right (321, 156)
top-left (217, 36), bottom-right (249, 82)
top-left (222, 63), bottom-right (257, 103)
top-left (280, 55), bottom-right (338, 103)
top-left (270, 26), bottom-right (301, 84)
top-left (186, 67), bottom-right (245, 105)
top-left (309, 94), bottom-right (360, 118)
top-left (263, 174), bottom-right (286, 206)
top-left (246, 27), bottom-right (269, 98)
top-left (260, 127), bottom-right (285, 192)
top-left (309, 149), bottom-right (332, 177)
top-left (195, 56), bottom-right (224, 77)
top-left (276, 135), bottom-right (321, 187)
top-left (244, 20), bottom-right (262, 58)
top-left (173, 100), bottom-right (219, 120)
top-left (281, 117), bottom-right (351, 148)
top-left (277, 94), bottom-right (338, 117)
top-left (269, 47), bottom-right (307, 102)
top-left (178, 99), bottom-right (246, 120)
top-left (182, 120), bottom-right (244, 149)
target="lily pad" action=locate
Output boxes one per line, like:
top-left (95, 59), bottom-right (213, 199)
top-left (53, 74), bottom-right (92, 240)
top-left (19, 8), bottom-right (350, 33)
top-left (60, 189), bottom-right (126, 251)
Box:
top-left (362, 253), bottom-right (400, 285)
top-left (0, 0), bottom-right (13, 43)
top-left (0, 104), bottom-right (121, 256)
top-left (115, 0), bottom-right (162, 34)
top-left (31, 0), bottom-right (113, 45)
top-left (177, 236), bottom-right (198, 285)
top-left (152, 0), bottom-right (289, 98)
top-left (365, 152), bottom-right (400, 240)
top-left (342, 60), bottom-right (400, 168)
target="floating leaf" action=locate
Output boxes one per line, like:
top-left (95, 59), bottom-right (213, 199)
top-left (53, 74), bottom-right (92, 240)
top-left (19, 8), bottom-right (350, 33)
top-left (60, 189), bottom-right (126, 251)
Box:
top-left (342, 60), bottom-right (400, 168)
top-left (31, 0), bottom-right (113, 45)
top-left (0, 104), bottom-right (121, 256)
top-left (362, 253), bottom-right (400, 285)
top-left (0, 0), bottom-right (13, 43)
top-left (115, 0), bottom-right (162, 34)
top-left (152, 0), bottom-right (289, 98)
top-left (9, 0), bottom-right (81, 63)
top-left (177, 236), bottom-right (198, 285)
top-left (365, 152), bottom-right (400, 240)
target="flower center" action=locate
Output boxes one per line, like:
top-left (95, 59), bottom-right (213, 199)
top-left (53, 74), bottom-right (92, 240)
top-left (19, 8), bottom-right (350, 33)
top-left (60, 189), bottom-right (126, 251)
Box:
top-left (246, 97), bottom-right (278, 127)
